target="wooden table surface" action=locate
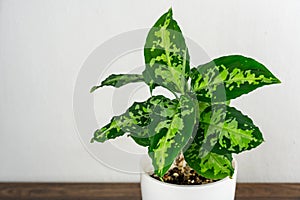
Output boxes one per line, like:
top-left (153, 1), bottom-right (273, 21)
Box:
top-left (0, 183), bottom-right (299, 200)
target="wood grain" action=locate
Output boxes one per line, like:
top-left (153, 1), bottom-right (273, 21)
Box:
top-left (236, 183), bottom-right (300, 200)
top-left (0, 183), bottom-right (299, 200)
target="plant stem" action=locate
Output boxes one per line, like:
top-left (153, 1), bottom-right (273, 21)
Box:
top-left (174, 152), bottom-right (184, 171)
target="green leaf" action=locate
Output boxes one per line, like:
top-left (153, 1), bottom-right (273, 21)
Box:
top-left (148, 94), bottom-right (198, 177)
top-left (91, 117), bottom-right (125, 143)
top-left (91, 95), bottom-right (172, 145)
top-left (183, 123), bottom-right (234, 180)
top-left (198, 100), bottom-right (230, 114)
top-left (190, 55), bottom-right (281, 102)
top-left (130, 95), bottom-right (188, 147)
top-left (200, 105), bottom-right (264, 154)
top-left (90, 74), bottom-right (144, 93)
top-left (184, 145), bottom-right (234, 180)
top-left (143, 8), bottom-right (190, 94)
top-left (130, 135), bottom-right (150, 147)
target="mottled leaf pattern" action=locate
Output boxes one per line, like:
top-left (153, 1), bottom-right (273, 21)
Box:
top-left (148, 95), bottom-right (197, 177)
top-left (91, 9), bottom-right (281, 180)
top-left (183, 121), bottom-right (234, 179)
top-left (91, 118), bottom-right (125, 143)
top-left (143, 8), bottom-right (190, 93)
top-left (190, 55), bottom-right (281, 102)
top-left (200, 105), bottom-right (264, 153)
top-left (196, 104), bottom-right (227, 156)
top-left (91, 96), bottom-right (168, 144)
top-left (90, 74), bottom-right (144, 93)
top-left (184, 145), bottom-right (234, 179)
top-left (128, 95), bottom-right (178, 146)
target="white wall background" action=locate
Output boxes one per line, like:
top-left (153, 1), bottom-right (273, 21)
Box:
top-left (0, 0), bottom-right (299, 182)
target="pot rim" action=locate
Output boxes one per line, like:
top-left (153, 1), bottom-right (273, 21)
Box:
top-left (141, 158), bottom-right (237, 189)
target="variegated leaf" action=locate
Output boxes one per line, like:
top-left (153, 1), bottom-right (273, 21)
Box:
top-left (190, 55), bottom-right (281, 102)
top-left (91, 118), bottom-right (125, 143)
top-left (127, 96), bottom-right (175, 146)
top-left (131, 135), bottom-right (150, 147)
top-left (143, 8), bottom-right (190, 94)
top-left (91, 95), bottom-right (168, 144)
top-left (183, 123), bottom-right (234, 180)
top-left (184, 144), bottom-right (234, 179)
top-left (148, 95), bottom-right (198, 177)
top-left (200, 105), bottom-right (264, 154)
top-left (198, 100), bottom-right (230, 114)
top-left (90, 74), bottom-right (144, 93)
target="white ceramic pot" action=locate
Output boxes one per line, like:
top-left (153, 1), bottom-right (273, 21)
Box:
top-left (140, 157), bottom-right (237, 200)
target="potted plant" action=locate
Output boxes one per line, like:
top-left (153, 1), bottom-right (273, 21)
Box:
top-left (90, 8), bottom-right (280, 200)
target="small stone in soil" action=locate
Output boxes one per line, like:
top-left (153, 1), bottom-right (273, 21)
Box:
top-left (150, 168), bottom-right (218, 185)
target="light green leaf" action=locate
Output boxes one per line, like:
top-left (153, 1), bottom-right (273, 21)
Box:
top-left (190, 55), bottom-right (281, 102)
top-left (90, 74), bottom-right (144, 93)
top-left (148, 94), bottom-right (198, 177)
top-left (200, 105), bottom-right (264, 154)
top-left (143, 8), bottom-right (190, 94)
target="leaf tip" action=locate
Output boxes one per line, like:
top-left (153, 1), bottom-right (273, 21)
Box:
top-left (90, 138), bottom-right (95, 143)
top-left (167, 7), bottom-right (173, 16)
top-left (90, 86), bottom-right (100, 93)
top-left (275, 77), bottom-right (282, 84)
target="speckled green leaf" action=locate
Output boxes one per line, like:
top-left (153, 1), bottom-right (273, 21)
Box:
top-left (190, 55), bottom-right (281, 102)
top-left (148, 95), bottom-right (198, 177)
top-left (183, 122), bottom-right (234, 180)
top-left (184, 144), bottom-right (234, 179)
top-left (91, 95), bottom-right (168, 144)
top-left (90, 74), bottom-right (144, 93)
top-left (91, 118), bottom-right (125, 143)
top-left (143, 8), bottom-right (190, 94)
top-left (199, 105), bottom-right (264, 154)
top-left (127, 95), bottom-right (176, 146)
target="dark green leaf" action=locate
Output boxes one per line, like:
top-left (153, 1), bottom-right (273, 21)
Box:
top-left (130, 135), bottom-right (150, 147)
top-left (90, 74), bottom-right (144, 93)
top-left (190, 55), bottom-right (281, 102)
